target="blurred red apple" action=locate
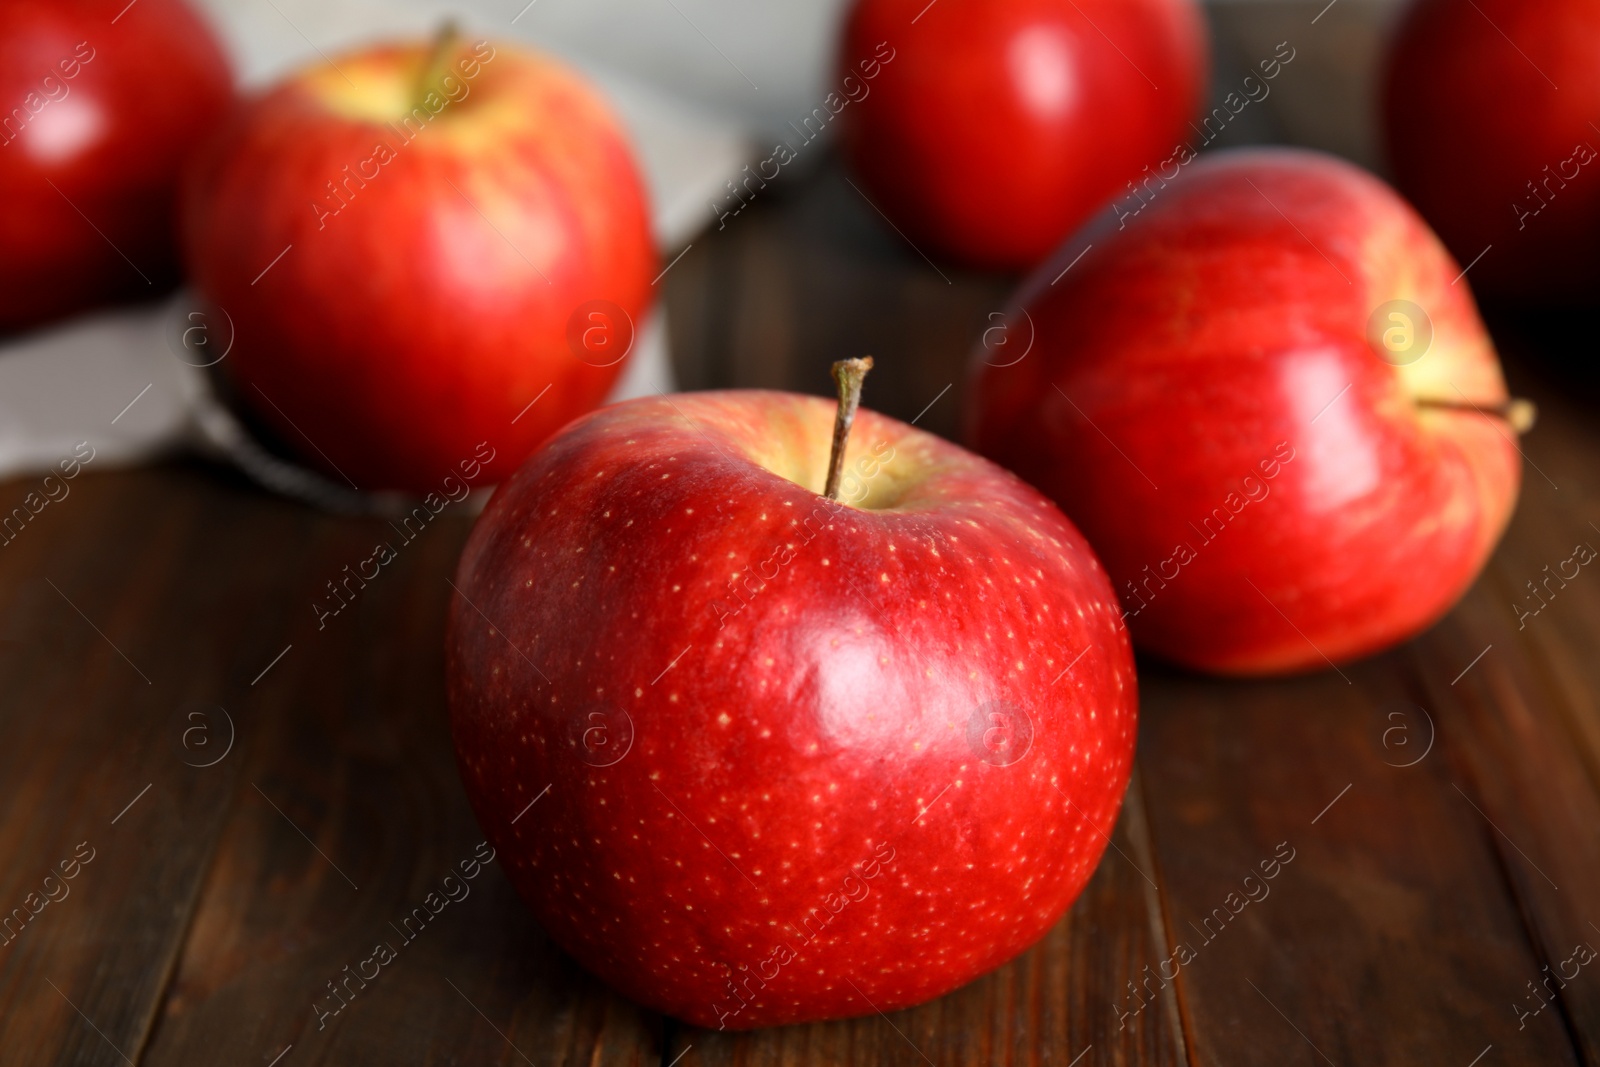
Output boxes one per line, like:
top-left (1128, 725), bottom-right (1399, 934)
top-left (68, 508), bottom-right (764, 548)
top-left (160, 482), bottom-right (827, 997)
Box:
top-left (0, 0), bottom-right (231, 332)
top-left (1384, 0), bottom-right (1600, 304)
top-left (837, 0), bottom-right (1207, 270)
top-left (967, 148), bottom-right (1526, 675)
top-left (446, 373), bottom-right (1136, 1028)
top-left (183, 31), bottom-right (654, 491)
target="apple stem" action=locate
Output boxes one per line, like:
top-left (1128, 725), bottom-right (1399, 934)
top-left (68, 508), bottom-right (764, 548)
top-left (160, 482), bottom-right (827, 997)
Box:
top-left (1415, 396), bottom-right (1538, 434)
top-left (413, 20), bottom-right (462, 112)
top-left (824, 357), bottom-right (874, 501)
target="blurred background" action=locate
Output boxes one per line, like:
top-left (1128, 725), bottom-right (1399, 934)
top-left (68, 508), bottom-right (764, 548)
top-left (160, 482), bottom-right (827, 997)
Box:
top-left (0, 0), bottom-right (1415, 491)
top-left (191, 0), bottom-right (1403, 168)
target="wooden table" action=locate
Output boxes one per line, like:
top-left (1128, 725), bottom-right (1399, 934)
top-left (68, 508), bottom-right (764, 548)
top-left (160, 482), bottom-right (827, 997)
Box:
top-left (4, 155), bottom-right (1599, 1066)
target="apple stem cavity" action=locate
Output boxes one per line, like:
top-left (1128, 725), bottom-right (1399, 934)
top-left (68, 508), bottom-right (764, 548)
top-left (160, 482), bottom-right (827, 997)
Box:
top-left (825, 356), bottom-right (874, 501)
top-left (414, 20), bottom-right (463, 113)
top-left (1416, 396), bottom-right (1538, 434)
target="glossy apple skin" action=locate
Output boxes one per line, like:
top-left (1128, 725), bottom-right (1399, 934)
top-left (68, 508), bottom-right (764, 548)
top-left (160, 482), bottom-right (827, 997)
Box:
top-left (837, 0), bottom-right (1207, 270)
top-left (446, 391), bottom-right (1136, 1028)
top-left (183, 39), bottom-right (654, 491)
top-left (1384, 0), bottom-right (1600, 304)
top-left (0, 0), bottom-right (231, 333)
top-left (966, 148), bottom-right (1522, 675)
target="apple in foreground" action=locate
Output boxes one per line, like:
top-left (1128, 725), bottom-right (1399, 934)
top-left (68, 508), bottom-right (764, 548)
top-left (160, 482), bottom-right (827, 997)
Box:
top-left (446, 363), bottom-right (1136, 1028)
top-left (966, 148), bottom-right (1526, 675)
top-left (183, 29), bottom-right (654, 492)
top-left (0, 0), bottom-right (232, 332)
top-left (1384, 0), bottom-right (1600, 304)
top-left (837, 0), bottom-right (1208, 270)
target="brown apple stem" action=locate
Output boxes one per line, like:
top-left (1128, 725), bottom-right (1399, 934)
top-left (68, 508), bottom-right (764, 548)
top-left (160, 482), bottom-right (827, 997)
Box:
top-left (1415, 396), bottom-right (1538, 434)
top-left (413, 20), bottom-right (462, 111)
top-left (824, 357), bottom-right (874, 501)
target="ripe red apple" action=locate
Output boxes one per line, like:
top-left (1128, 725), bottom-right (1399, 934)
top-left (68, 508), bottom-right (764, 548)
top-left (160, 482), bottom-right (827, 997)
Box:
top-left (836, 0), bottom-right (1207, 270)
top-left (0, 0), bottom-right (232, 332)
top-left (446, 369), bottom-right (1136, 1028)
top-left (966, 148), bottom-right (1525, 675)
top-left (1383, 0), bottom-right (1600, 304)
top-left (183, 30), bottom-right (654, 491)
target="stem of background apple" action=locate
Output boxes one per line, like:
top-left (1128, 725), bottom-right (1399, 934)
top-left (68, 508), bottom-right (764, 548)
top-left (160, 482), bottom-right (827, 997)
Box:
top-left (1414, 396), bottom-right (1538, 434)
top-left (824, 357), bottom-right (874, 501)
top-left (413, 21), bottom-right (462, 113)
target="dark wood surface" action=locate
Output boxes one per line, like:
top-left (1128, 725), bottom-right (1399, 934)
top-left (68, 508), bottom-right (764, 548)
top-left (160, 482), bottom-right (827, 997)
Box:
top-left (4, 154), bottom-right (1600, 1067)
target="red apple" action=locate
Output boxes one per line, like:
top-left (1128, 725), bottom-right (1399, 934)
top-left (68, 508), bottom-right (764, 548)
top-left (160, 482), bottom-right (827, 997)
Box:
top-left (446, 372), bottom-right (1136, 1028)
top-left (966, 148), bottom-right (1525, 675)
top-left (1383, 0), bottom-right (1600, 304)
top-left (183, 31), bottom-right (654, 492)
top-left (0, 0), bottom-right (232, 332)
top-left (836, 0), bottom-right (1208, 270)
